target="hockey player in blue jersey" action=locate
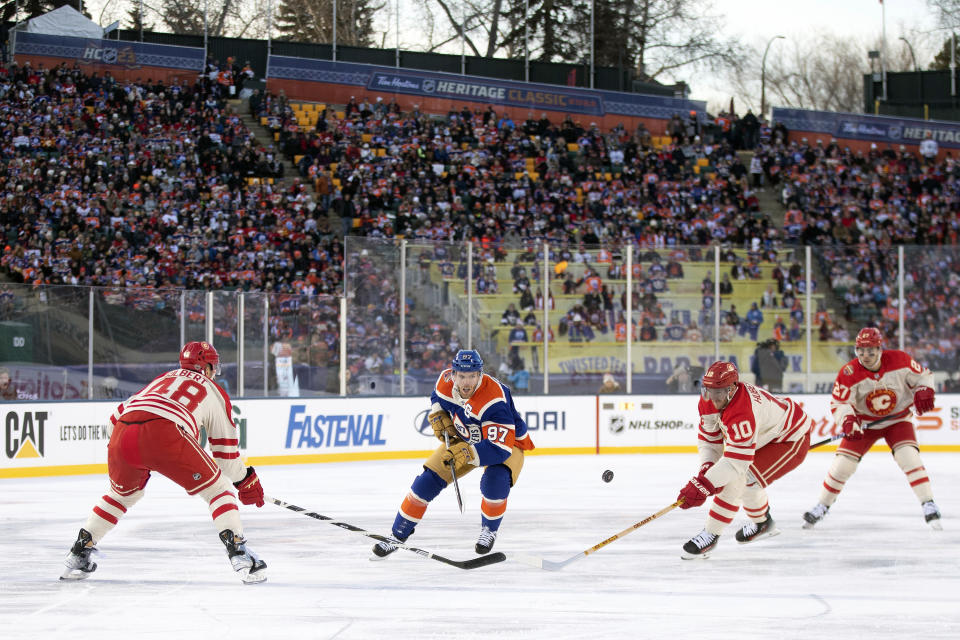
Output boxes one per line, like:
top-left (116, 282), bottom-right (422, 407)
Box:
top-left (372, 350), bottom-right (534, 558)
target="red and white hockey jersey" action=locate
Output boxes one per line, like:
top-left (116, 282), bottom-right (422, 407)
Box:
top-left (111, 368), bottom-right (246, 483)
top-left (698, 382), bottom-right (811, 488)
top-left (830, 350), bottom-right (933, 429)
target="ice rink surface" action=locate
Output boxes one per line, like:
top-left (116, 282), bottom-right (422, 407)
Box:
top-left (2, 451), bottom-right (959, 640)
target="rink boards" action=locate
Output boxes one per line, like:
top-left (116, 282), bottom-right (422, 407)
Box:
top-left (2, 394), bottom-right (959, 477)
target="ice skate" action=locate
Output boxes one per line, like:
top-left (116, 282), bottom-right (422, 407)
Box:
top-left (475, 526), bottom-right (497, 555)
top-left (60, 528), bottom-right (98, 580)
top-left (219, 530), bottom-right (267, 584)
top-left (922, 501), bottom-right (942, 531)
top-left (802, 503), bottom-right (829, 529)
top-left (681, 530), bottom-right (719, 559)
top-left (370, 534), bottom-right (408, 561)
top-left (736, 511), bottom-right (781, 544)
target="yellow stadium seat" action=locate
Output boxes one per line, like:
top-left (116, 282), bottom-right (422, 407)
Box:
top-left (362, 133), bottom-right (373, 143)
top-left (329, 163), bottom-right (338, 172)
top-left (294, 155), bottom-right (304, 165)
top-left (335, 111), bottom-right (345, 120)
top-left (604, 172), bottom-right (612, 181)
top-left (376, 148), bottom-right (386, 157)
top-left (515, 172), bottom-right (526, 180)
top-left (697, 157), bottom-right (709, 167)
top-left (567, 143), bottom-right (579, 152)
top-left (260, 116), bottom-right (268, 126)
top-left (529, 172), bottom-right (539, 181)
top-left (273, 132), bottom-right (279, 141)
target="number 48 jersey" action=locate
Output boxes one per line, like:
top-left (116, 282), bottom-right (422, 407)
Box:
top-left (110, 368), bottom-right (246, 483)
top-left (698, 382), bottom-right (811, 487)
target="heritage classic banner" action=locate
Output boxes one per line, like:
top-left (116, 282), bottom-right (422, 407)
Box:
top-left (267, 56), bottom-right (705, 121)
top-left (13, 32), bottom-right (204, 72)
top-left (773, 106), bottom-right (960, 150)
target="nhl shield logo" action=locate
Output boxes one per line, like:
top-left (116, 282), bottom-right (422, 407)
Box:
top-left (609, 415), bottom-right (625, 434)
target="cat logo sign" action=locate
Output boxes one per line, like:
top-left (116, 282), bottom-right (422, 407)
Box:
top-left (4, 411), bottom-right (47, 458)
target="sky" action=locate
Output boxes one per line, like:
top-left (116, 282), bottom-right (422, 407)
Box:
top-left (3, 453), bottom-right (959, 639)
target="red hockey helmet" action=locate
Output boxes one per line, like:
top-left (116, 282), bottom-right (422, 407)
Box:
top-left (179, 341), bottom-right (221, 377)
top-left (702, 361), bottom-right (739, 389)
top-left (855, 327), bottom-right (884, 349)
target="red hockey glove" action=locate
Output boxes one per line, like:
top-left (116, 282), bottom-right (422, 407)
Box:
top-left (841, 414), bottom-right (863, 440)
top-left (914, 387), bottom-right (935, 415)
top-left (234, 466), bottom-right (264, 507)
top-left (677, 473), bottom-right (718, 509)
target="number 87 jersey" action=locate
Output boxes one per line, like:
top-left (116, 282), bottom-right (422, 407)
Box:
top-left (698, 382), bottom-right (811, 481)
top-left (432, 370), bottom-right (535, 467)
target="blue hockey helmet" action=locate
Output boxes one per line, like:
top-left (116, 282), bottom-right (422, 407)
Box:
top-left (451, 349), bottom-right (484, 372)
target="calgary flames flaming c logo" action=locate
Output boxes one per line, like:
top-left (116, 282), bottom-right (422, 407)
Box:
top-left (865, 389), bottom-right (898, 416)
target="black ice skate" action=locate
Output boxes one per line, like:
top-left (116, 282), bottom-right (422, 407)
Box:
top-left (60, 528), bottom-right (98, 580)
top-left (736, 511), bottom-right (781, 544)
top-left (370, 535), bottom-right (407, 561)
top-left (922, 501), bottom-right (943, 531)
top-left (475, 526), bottom-right (497, 554)
top-left (219, 530), bottom-right (267, 584)
top-left (681, 530), bottom-right (719, 559)
top-left (802, 502), bottom-right (830, 529)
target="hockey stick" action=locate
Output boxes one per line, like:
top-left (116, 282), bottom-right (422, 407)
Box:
top-left (516, 499), bottom-right (683, 571)
top-left (809, 415), bottom-right (898, 449)
top-left (810, 432), bottom-right (848, 449)
top-left (443, 431), bottom-right (465, 514)
top-left (266, 496), bottom-right (505, 570)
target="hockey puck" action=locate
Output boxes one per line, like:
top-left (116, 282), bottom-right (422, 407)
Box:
top-left (602, 470), bottom-right (614, 483)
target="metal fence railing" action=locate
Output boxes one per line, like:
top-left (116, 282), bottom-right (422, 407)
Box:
top-left (1, 239), bottom-right (955, 400)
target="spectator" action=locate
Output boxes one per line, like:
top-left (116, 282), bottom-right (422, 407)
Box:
top-left (507, 359), bottom-right (530, 394)
top-left (919, 132), bottom-right (938, 164)
top-left (752, 339), bottom-right (787, 391)
top-left (0, 367), bottom-right (17, 400)
top-left (598, 373), bottom-right (621, 394)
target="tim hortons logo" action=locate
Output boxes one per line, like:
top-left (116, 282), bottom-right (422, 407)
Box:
top-left (865, 389), bottom-right (898, 416)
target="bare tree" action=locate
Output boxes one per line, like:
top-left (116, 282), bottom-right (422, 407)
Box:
top-left (726, 30), bottom-right (933, 116)
top-left (276, 0), bottom-right (381, 46)
top-left (155, 0), bottom-right (271, 38)
top-left (928, 0), bottom-right (960, 30)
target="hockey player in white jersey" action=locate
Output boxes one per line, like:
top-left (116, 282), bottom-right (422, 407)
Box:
top-left (802, 327), bottom-right (942, 530)
top-left (61, 341), bottom-right (268, 583)
top-left (676, 360), bottom-right (813, 558)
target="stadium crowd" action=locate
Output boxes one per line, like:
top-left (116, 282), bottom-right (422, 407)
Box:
top-left (2, 59), bottom-right (959, 391)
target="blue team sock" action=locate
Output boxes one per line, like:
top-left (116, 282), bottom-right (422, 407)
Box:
top-left (479, 465), bottom-right (511, 533)
top-left (392, 468), bottom-right (447, 539)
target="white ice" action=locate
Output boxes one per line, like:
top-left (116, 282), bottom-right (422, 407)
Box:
top-left (2, 451), bottom-right (959, 640)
